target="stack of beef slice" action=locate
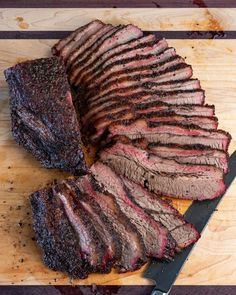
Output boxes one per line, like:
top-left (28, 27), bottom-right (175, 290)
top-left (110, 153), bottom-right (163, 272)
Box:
top-left (5, 20), bottom-right (231, 278)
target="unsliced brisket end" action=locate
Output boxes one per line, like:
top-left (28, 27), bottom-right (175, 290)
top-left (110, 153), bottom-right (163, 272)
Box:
top-left (121, 177), bottom-right (200, 250)
top-left (107, 119), bottom-right (231, 151)
top-left (99, 141), bottom-right (226, 200)
top-left (30, 187), bottom-right (89, 279)
top-left (76, 174), bottom-right (147, 272)
top-left (4, 57), bottom-right (87, 175)
top-left (91, 162), bottom-right (176, 260)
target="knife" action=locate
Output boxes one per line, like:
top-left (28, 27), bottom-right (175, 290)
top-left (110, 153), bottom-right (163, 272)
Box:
top-left (144, 150), bottom-right (236, 295)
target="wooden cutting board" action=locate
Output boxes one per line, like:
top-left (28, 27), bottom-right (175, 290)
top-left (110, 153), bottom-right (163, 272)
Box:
top-left (0, 8), bottom-right (236, 286)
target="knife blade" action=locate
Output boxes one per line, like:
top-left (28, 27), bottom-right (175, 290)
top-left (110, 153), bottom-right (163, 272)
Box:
top-left (144, 150), bottom-right (236, 295)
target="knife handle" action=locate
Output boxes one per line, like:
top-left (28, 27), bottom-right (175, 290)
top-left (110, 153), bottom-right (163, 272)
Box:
top-left (151, 287), bottom-right (169, 295)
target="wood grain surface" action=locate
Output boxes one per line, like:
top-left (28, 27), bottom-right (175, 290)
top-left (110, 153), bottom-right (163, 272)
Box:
top-left (0, 8), bottom-right (236, 31)
top-left (0, 8), bottom-right (236, 286)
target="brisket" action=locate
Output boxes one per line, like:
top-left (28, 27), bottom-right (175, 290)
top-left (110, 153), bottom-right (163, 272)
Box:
top-left (91, 162), bottom-right (176, 260)
top-left (107, 119), bottom-right (231, 151)
top-left (87, 40), bottom-right (171, 88)
top-left (121, 177), bottom-right (200, 250)
top-left (66, 24), bottom-right (114, 68)
top-left (76, 174), bottom-right (147, 272)
top-left (54, 181), bottom-right (110, 273)
top-left (4, 57), bottom-right (87, 175)
top-left (85, 34), bottom-right (157, 85)
top-left (148, 143), bottom-right (229, 173)
top-left (30, 186), bottom-right (90, 278)
top-left (52, 20), bottom-right (105, 59)
top-left (83, 89), bottom-right (205, 127)
top-left (71, 25), bottom-right (143, 85)
top-left (99, 141), bottom-right (226, 200)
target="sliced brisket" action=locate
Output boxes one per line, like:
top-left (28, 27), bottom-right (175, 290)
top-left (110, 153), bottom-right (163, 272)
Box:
top-left (85, 34), bottom-right (157, 85)
top-left (76, 174), bottom-right (147, 272)
top-left (99, 141), bottom-right (226, 200)
top-left (91, 162), bottom-right (176, 260)
top-left (107, 119), bottom-right (231, 151)
top-left (148, 143), bottom-right (229, 173)
top-left (121, 177), bottom-right (200, 250)
top-left (52, 20), bottom-right (105, 60)
top-left (30, 185), bottom-right (91, 278)
top-left (71, 25), bottom-right (143, 85)
top-left (4, 57), bottom-right (87, 175)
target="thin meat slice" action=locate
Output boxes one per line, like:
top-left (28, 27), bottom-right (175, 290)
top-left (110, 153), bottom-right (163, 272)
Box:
top-left (66, 24), bottom-right (114, 68)
top-left (144, 114), bottom-right (218, 129)
top-left (30, 186), bottom-right (89, 278)
top-left (76, 174), bottom-right (147, 272)
top-left (77, 192), bottom-right (121, 268)
top-left (121, 177), bottom-right (200, 250)
top-left (71, 25), bottom-right (143, 85)
top-left (107, 119), bottom-right (231, 151)
top-left (83, 89), bottom-right (205, 127)
top-left (54, 181), bottom-right (110, 273)
top-left (87, 63), bottom-right (193, 103)
top-left (135, 102), bottom-right (215, 117)
top-left (99, 141), bottom-right (226, 200)
top-left (87, 55), bottom-right (185, 102)
top-left (86, 34), bottom-right (157, 84)
top-left (87, 39), bottom-right (170, 88)
top-left (52, 20), bottom-right (105, 60)
top-left (91, 162), bottom-right (176, 260)
top-left (69, 25), bottom-right (122, 84)
top-left (148, 143), bottom-right (229, 173)
top-left (87, 76), bottom-right (198, 109)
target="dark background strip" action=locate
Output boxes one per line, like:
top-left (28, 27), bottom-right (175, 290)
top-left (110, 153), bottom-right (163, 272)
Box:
top-left (0, 30), bottom-right (235, 39)
top-left (1, 0), bottom-right (236, 8)
top-left (1, 286), bottom-right (236, 295)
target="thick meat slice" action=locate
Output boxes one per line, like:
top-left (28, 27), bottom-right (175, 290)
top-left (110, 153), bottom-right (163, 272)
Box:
top-left (66, 24), bottom-right (114, 68)
top-left (76, 174), bottom-right (147, 272)
top-left (71, 25), bottom-right (143, 85)
top-left (54, 181), bottom-right (109, 273)
top-left (107, 119), bottom-right (231, 151)
top-left (121, 177), bottom-right (200, 250)
top-left (143, 79), bottom-right (201, 92)
top-left (91, 162), bottom-right (176, 259)
top-left (99, 141), bottom-right (226, 200)
top-left (52, 20), bottom-right (105, 60)
top-left (87, 39), bottom-right (170, 88)
top-left (85, 34), bottom-right (157, 84)
top-left (148, 143), bottom-right (229, 173)
top-left (4, 57), bottom-right (87, 175)
top-left (30, 187), bottom-right (89, 278)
